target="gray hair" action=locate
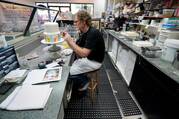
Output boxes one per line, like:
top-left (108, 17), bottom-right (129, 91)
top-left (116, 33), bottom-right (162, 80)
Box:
top-left (76, 10), bottom-right (92, 26)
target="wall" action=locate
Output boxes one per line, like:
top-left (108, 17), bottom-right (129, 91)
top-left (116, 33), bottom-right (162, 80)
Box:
top-left (94, 0), bottom-right (106, 18)
top-left (7, 0), bottom-right (106, 18)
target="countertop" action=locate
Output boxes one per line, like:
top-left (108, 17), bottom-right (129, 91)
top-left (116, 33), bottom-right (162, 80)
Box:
top-left (0, 44), bottom-right (71, 119)
top-left (106, 29), bottom-right (179, 83)
top-left (0, 66), bottom-right (70, 119)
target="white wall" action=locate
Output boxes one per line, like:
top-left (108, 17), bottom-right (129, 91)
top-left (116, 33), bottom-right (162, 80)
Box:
top-left (6, 0), bottom-right (106, 18)
top-left (93, 0), bottom-right (106, 18)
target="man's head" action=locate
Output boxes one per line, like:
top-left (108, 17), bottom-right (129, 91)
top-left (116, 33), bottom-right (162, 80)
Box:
top-left (74, 10), bottom-right (92, 33)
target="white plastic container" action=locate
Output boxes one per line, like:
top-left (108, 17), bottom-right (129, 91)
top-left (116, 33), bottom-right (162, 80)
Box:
top-left (163, 9), bottom-right (175, 17)
top-left (156, 30), bottom-right (179, 48)
top-left (161, 39), bottom-right (179, 62)
top-left (141, 20), bottom-right (149, 25)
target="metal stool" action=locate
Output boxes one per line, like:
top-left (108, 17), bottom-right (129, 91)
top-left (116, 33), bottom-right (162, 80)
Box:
top-left (87, 69), bottom-right (100, 103)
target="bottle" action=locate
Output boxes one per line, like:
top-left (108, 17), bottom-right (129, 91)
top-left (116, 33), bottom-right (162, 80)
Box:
top-left (123, 24), bottom-right (126, 31)
top-left (60, 20), bottom-right (64, 27)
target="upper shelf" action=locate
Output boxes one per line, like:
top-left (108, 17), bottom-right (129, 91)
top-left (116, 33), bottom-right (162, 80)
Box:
top-left (143, 16), bottom-right (179, 19)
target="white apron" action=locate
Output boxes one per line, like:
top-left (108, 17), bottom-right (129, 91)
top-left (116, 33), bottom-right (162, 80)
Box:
top-left (70, 58), bottom-right (101, 75)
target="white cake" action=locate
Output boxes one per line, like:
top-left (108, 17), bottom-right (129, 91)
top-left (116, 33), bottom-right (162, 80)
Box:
top-left (44, 22), bottom-right (61, 43)
top-left (44, 22), bottom-right (59, 33)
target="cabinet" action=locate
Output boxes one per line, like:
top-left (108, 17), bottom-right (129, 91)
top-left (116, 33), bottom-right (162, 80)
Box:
top-left (0, 46), bottom-right (19, 82)
top-left (104, 29), bottom-right (179, 118)
top-left (0, 1), bottom-right (59, 42)
top-left (104, 30), bottom-right (137, 86)
top-left (130, 56), bottom-right (179, 118)
top-left (101, 29), bottom-right (109, 51)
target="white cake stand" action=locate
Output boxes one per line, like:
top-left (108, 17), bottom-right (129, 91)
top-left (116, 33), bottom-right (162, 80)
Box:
top-left (41, 39), bottom-right (64, 60)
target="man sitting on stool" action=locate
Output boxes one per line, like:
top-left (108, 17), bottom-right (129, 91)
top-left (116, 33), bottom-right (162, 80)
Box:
top-left (63, 10), bottom-right (105, 97)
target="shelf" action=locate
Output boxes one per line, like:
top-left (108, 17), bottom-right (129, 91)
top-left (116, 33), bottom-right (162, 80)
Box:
top-left (146, 8), bottom-right (175, 11)
top-left (143, 16), bottom-right (179, 19)
top-left (128, 12), bottom-right (144, 16)
top-left (145, 9), bottom-right (162, 11)
top-left (127, 22), bottom-right (159, 28)
top-left (136, 1), bottom-right (150, 4)
top-left (128, 22), bottom-right (179, 31)
top-left (143, 2), bottom-right (150, 4)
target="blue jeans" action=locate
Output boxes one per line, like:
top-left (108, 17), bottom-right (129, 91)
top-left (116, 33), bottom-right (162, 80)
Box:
top-left (69, 73), bottom-right (89, 91)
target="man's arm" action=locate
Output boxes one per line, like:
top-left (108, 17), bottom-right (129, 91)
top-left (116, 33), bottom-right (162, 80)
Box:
top-left (64, 33), bottom-right (91, 57)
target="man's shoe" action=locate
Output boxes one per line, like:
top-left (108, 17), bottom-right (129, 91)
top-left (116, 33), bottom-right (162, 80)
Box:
top-left (78, 82), bottom-right (89, 91)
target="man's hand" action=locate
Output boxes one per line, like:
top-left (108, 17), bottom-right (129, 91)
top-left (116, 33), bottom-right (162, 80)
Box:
top-left (63, 32), bottom-right (73, 43)
top-left (62, 32), bottom-right (91, 58)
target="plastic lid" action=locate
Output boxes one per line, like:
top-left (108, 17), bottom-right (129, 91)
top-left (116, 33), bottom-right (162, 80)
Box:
top-left (164, 39), bottom-right (179, 49)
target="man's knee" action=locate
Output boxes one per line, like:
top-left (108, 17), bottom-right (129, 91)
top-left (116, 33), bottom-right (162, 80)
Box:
top-left (69, 73), bottom-right (88, 87)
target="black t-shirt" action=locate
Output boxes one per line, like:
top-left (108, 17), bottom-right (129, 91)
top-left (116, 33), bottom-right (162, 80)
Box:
top-left (76, 27), bottom-right (105, 63)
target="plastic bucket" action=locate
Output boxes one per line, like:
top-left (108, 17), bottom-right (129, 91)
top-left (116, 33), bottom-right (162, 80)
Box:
top-left (161, 39), bottom-right (179, 62)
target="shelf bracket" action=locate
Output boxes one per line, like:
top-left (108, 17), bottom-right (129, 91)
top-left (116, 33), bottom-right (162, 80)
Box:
top-left (24, 7), bottom-right (37, 36)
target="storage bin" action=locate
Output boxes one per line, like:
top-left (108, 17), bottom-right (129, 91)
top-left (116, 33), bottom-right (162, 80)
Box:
top-left (156, 30), bottom-right (179, 48)
top-left (163, 9), bottom-right (175, 17)
top-left (162, 24), bottom-right (176, 29)
top-left (161, 39), bottom-right (179, 62)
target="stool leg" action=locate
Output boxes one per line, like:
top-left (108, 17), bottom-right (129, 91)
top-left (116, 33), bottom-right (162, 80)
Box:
top-left (88, 77), bottom-right (93, 103)
top-left (95, 71), bottom-right (99, 93)
top-left (91, 76), bottom-right (95, 103)
top-left (87, 71), bottom-right (100, 103)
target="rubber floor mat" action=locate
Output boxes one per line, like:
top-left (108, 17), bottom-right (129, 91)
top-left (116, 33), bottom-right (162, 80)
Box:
top-left (105, 54), bottom-right (143, 117)
top-left (64, 56), bottom-right (122, 119)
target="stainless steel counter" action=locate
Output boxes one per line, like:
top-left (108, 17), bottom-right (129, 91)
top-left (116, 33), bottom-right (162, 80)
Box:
top-left (103, 29), bottom-right (179, 118)
top-left (106, 29), bottom-right (179, 84)
top-left (0, 44), bottom-right (71, 119)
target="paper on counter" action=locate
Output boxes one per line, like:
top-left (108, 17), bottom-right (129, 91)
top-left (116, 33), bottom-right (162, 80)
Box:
top-left (4, 69), bottom-right (29, 83)
top-left (23, 69), bottom-right (47, 85)
top-left (0, 87), bottom-right (21, 109)
top-left (4, 69), bottom-right (28, 79)
top-left (0, 85), bottom-right (52, 110)
top-left (23, 67), bottom-right (62, 85)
